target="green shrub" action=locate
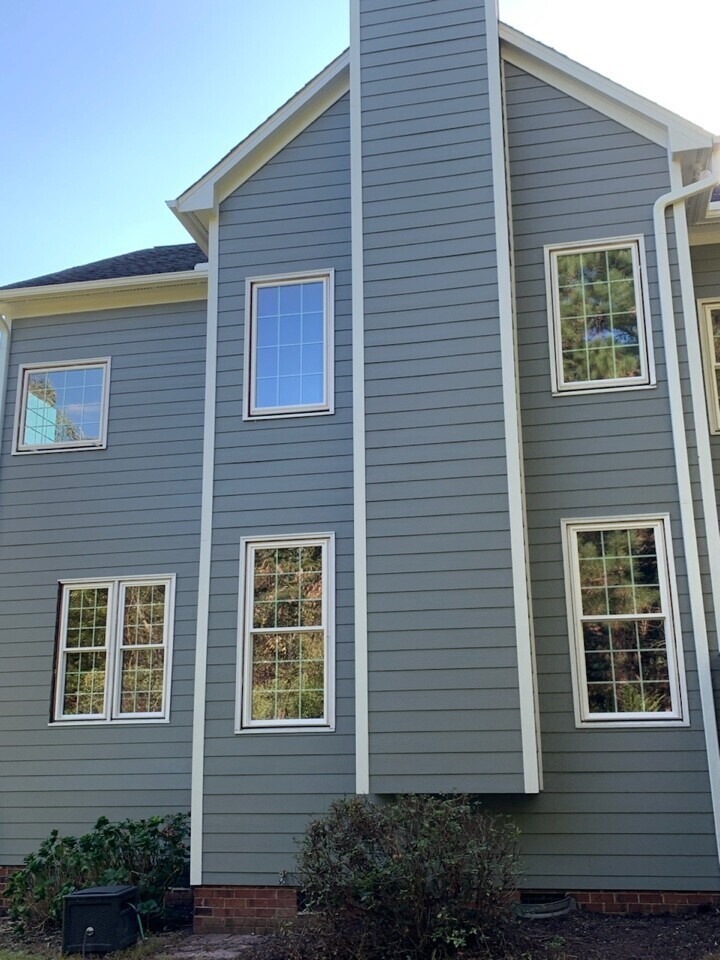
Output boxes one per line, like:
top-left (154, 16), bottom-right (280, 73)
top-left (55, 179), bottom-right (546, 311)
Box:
top-left (296, 794), bottom-right (520, 960)
top-left (6, 813), bottom-right (189, 931)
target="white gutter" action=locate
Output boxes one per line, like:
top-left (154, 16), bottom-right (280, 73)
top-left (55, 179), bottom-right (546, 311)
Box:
top-left (653, 160), bottom-right (720, 862)
top-left (0, 315), bottom-right (11, 467)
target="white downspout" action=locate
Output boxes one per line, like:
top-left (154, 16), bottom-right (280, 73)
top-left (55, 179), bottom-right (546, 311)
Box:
top-left (653, 158), bottom-right (720, 862)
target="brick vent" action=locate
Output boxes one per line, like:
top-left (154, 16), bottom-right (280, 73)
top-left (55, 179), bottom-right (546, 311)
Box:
top-left (193, 886), bottom-right (297, 933)
top-left (570, 891), bottom-right (720, 915)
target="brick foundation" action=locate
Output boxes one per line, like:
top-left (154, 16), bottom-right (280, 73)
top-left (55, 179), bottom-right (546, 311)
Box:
top-left (569, 890), bottom-right (720, 915)
top-left (193, 885), bottom-right (298, 933)
top-left (0, 866), bottom-right (20, 914)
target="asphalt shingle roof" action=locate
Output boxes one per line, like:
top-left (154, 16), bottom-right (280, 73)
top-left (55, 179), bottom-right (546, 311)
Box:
top-left (1, 244), bottom-right (207, 290)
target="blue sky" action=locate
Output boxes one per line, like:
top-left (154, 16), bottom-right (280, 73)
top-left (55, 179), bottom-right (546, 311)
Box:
top-left (1, 0), bottom-right (718, 287)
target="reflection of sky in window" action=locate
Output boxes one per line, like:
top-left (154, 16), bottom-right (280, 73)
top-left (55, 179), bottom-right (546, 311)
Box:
top-left (24, 366), bottom-right (104, 445)
top-left (255, 281), bottom-right (325, 410)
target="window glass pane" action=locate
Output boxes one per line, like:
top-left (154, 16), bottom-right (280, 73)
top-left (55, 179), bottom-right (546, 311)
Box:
top-left (247, 541), bottom-right (326, 724)
top-left (63, 650), bottom-right (106, 716)
top-left (123, 584), bottom-right (166, 646)
top-left (712, 309), bottom-right (720, 365)
top-left (253, 279), bottom-right (326, 411)
top-left (65, 588), bottom-right (108, 649)
top-left (120, 647), bottom-right (165, 714)
top-left (574, 522), bottom-right (675, 718)
top-left (23, 365), bottom-right (106, 446)
top-left (555, 246), bottom-right (642, 386)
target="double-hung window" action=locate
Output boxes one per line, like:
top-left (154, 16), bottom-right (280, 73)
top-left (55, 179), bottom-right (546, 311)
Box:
top-left (237, 534), bottom-right (334, 731)
top-left (563, 517), bottom-right (686, 726)
top-left (15, 358), bottom-right (110, 453)
top-left (546, 238), bottom-right (654, 394)
top-left (244, 271), bottom-right (334, 419)
top-left (54, 576), bottom-right (174, 723)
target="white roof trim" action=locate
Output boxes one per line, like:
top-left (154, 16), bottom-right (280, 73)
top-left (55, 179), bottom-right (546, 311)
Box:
top-left (170, 50), bottom-right (350, 246)
top-left (500, 23), bottom-right (714, 154)
top-left (0, 270), bottom-right (207, 320)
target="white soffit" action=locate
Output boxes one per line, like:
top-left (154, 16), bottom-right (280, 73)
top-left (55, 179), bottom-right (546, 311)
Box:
top-left (500, 23), bottom-right (714, 155)
top-left (170, 50), bottom-right (350, 248)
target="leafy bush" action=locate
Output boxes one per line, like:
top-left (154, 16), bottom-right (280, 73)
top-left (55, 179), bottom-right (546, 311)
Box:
top-left (295, 794), bottom-right (520, 960)
top-left (6, 813), bottom-right (189, 931)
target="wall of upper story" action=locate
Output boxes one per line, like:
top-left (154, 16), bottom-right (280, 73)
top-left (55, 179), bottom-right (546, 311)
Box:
top-left (201, 91), bottom-right (355, 886)
top-left (360, 0), bottom-right (527, 795)
top-left (690, 242), bottom-right (720, 507)
top-left (0, 300), bottom-right (204, 862)
top-left (499, 62), bottom-right (720, 889)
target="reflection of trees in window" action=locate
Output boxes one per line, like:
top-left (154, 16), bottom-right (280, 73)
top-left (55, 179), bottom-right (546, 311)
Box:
top-left (28, 377), bottom-right (82, 442)
top-left (573, 523), bottom-right (677, 717)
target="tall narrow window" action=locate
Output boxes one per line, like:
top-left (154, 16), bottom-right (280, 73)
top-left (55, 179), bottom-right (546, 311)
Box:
top-left (698, 301), bottom-right (720, 433)
top-left (238, 534), bottom-right (334, 730)
top-left (15, 359), bottom-right (110, 452)
top-left (244, 271), bottom-right (334, 418)
top-left (54, 576), bottom-right (174, 722)
top-left (546, 238), bottom-right (653, 394)
top-left (563, 517), bottom-right (686, 725)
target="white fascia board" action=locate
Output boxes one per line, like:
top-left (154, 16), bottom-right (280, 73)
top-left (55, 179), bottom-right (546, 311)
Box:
top-left (499, 23), bottom-right (714, 154)
top-left (0, 271), bottom-right (207, 320)
top-left (690, 222), bottom-right (720, 246)
top-left (172, 51), bottom-right (350, 228)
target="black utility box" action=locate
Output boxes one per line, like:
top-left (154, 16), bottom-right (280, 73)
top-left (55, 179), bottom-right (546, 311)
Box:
top-left (62, 885), bottom-right (139, 954)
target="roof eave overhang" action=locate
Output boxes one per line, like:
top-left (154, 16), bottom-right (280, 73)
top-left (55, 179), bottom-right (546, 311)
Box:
top-left (0, 270), bottom-right (208, 321)
top-left (499, 23), bottom-right (715, 156)
top-left (169, 50), bottom-right (351, 251)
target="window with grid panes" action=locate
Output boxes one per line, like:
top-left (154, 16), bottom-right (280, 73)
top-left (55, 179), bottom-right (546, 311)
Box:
top-left (546, 239), bottom-right (653, 393)
top-left (54, 577), bottom-right (174, 722)
top-left (15, 359), bottom-right (110, 452)
top-left (245, 272), bottom-right (333, 418)
top-left (563, 518), bottom-right (685, 724)
top-left (239, 535), bottom-right (334, 729)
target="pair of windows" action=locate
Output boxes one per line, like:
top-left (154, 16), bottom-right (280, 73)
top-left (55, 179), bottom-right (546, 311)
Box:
top-left (546, 237), bottom-right (654, 394)
top-left (53, 535), bottom-right (335, 731)
top-left (54, 576), bottom-right (174, 723)
top-left (563, 516), bottom-right (686, 727)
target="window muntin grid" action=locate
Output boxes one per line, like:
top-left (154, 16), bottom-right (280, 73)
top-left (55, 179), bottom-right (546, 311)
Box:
top-left (117, 583), bottom-right (167, 716)
top-left (567, 520), bottom-right (683, 723)
top-left (60, 587), bottom-right (109, 718)
top-left (55, 577), bottom-right (172, 722)
top-left (240, 537), bottom-right (332, 728)
top-left (247, 274), bottom-right (332, 417)
top-left (548, 241), bottom-right (651, 392)
top-left (17, 360), bottom-right (109, 451)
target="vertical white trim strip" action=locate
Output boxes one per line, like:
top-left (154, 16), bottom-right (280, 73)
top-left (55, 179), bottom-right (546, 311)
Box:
top-left (350, 0), bottom-right (370, 795)
top-left (486, 0), bottom-right (540, 793)
top-left (0, 315), bottom-right (11, 468)
top-left (190, 214), bottom-right (219, 886)
top-left (653, 161), bottom-right (720, 864)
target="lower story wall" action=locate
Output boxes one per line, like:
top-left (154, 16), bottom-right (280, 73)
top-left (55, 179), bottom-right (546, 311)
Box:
top-left (193, 886), bottom-right (297, 933)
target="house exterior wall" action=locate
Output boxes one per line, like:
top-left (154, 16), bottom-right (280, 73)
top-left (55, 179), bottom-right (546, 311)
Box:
top-left (501, 63), bottom-right (720, 889)
top-left (201, 92), bottom-right (355, 886)
top-left (0, 300), bottom-right (204, 862)
top-left (360, 0), bottom-right (527, 794)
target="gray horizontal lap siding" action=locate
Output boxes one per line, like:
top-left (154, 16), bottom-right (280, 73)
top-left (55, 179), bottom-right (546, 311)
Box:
top-left (504, 62), bottom-right (720, 889)
top-left (203, 92), bottom-right (354, 885)
top-left (0, 301), bottom-right (204, 861)
top-left (360, 0), bottom-right (524, 794)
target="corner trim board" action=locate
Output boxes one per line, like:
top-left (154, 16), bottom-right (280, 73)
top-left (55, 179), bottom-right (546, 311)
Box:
top-left (189, 216), bottom-right (220, 886)
top-left (487, 0), bottom-right (541, 793)
top-left (350, 0), bottom-right (370, 795)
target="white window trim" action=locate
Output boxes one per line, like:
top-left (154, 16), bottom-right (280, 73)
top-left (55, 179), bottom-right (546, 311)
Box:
top-left (544, 236), bottom-right (655, 396)
top-left (698, 298), bottom-right (720, 434)
top-left (13, 357), bottom-right (111, 454)
top-left (52, 574), bottom-right (175, 725)
top-left (235, 532), bottom-right (336, 733)
top-left (242, 269), bottom-right (335, 421)
top-left (561, 515), bottom-right (688, 729)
